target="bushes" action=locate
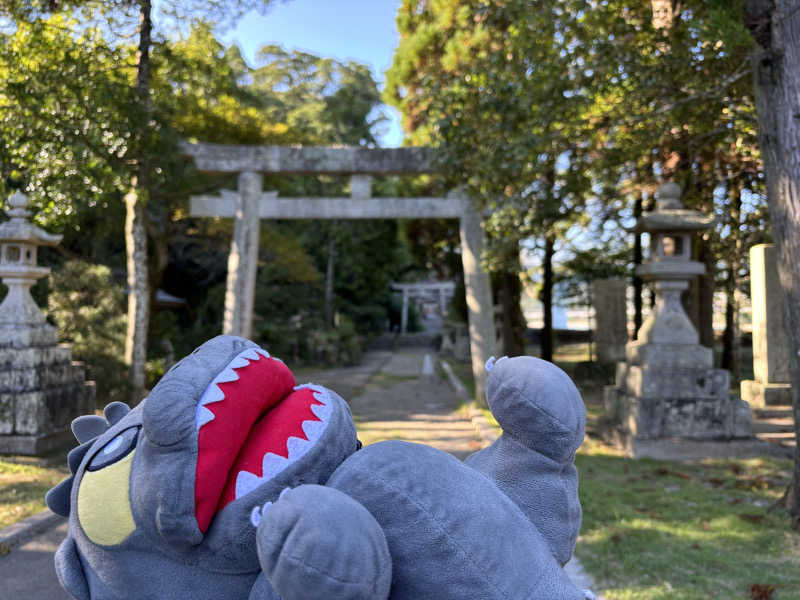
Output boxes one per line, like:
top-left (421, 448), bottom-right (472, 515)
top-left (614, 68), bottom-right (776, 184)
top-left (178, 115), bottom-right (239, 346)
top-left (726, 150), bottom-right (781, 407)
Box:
top-left (47, 260), bottom-right (130, 406)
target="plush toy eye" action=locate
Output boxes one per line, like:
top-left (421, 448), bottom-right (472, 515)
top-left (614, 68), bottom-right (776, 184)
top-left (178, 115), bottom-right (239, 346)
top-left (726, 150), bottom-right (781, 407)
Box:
top-left (87, 427), bottom-right (139, 472)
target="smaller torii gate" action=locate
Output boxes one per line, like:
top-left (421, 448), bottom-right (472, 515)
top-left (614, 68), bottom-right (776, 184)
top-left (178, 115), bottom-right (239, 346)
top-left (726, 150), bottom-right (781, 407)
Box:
top-left (182, 142), bottom-right (496, 402)
top-left (391, 281), bottom-right (455, 334)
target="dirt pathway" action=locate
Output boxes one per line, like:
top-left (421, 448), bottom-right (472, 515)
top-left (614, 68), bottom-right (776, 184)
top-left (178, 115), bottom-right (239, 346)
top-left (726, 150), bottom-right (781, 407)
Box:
top-left (299, 346), bottom-right (484, 459)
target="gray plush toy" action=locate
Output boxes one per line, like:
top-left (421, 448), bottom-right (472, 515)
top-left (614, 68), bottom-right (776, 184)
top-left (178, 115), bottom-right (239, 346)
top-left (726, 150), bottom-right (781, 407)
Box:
top-left (47, 335), bottom-right (588, 599)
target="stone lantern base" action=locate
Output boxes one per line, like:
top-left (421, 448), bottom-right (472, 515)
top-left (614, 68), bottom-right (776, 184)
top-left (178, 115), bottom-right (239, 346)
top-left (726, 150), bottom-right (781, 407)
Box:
top-left (0, 325), bottom-right (95, 455)
top-left (602, 340), bottom-right (753, 458)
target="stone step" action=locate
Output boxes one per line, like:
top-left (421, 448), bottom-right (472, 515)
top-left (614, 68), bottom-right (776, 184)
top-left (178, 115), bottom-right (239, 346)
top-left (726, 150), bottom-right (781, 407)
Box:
top-left (756, 432), bottom-right (797, 448)
top-left (752, 417), bottom-right (795, 435)
top-left (754, 407), bottom-right (793, 420)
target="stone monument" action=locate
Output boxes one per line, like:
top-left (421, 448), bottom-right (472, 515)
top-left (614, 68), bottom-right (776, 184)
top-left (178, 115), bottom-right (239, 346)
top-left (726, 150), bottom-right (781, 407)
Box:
top-left (0, 192), bottom-right (94, 455)
top-left (603, 183), bottom-right (751, 456)
top-left (740, 244), bottom-right (792, 408)
top-left (592, 278), bottom-right (628, 363)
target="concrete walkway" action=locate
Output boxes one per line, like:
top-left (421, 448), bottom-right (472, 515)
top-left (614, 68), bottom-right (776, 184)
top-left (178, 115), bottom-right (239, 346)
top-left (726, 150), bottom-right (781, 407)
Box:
top-left (0, 343), bottom-right (599, 598)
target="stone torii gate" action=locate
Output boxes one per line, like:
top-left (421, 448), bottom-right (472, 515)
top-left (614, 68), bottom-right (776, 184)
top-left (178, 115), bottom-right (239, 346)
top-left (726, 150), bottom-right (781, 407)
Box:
top-left (391, 281), bottom-right (455, 334)
top-left (182, 142), bottom-right (496, 402)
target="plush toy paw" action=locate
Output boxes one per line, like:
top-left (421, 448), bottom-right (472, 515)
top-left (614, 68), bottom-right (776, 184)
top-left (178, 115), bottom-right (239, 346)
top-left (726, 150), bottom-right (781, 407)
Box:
top-left (484, 355), bottom-right (585, 462)
top-left (255, 484), bottom-right (391, 600)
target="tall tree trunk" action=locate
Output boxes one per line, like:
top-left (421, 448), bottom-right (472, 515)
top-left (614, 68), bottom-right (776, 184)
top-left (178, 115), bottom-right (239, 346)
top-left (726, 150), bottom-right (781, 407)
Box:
top-left (497, 243), bottom-right (527, 357)
top-left (633, 191), bottom-right (644, 339)
top-left (698, 236), bottom-right (716, 349)
top-left (540, 232), bottom-right (555, 362)
top-left (324, 223), bottom-right (336, 331)
top-left (721, 265), bottom-right (742, 381)
top-left (124, 0), bottom-right (152, 404)
top-left (745, 0), bottom-right (800, 528)
top-left (721, 179), bottom-right (743, 381)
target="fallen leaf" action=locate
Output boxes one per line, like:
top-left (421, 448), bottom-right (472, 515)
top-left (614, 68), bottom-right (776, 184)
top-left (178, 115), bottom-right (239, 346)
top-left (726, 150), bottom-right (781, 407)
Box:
top-left (738, 513), bottom-right (765, 525)
top-left (707, 477), bottom-right (725, 487)
top-left (749, 583), bottom-right (776, 599)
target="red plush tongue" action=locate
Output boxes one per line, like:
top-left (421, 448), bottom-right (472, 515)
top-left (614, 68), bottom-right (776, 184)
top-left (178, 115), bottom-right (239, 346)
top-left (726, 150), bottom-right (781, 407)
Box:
top-left (217, 386), bottom-right (324, 510)
top-left (194, 355), bottom-right (295, 533)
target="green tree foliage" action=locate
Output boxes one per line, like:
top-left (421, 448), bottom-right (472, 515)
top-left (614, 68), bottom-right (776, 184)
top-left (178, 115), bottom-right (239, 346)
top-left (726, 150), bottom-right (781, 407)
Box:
top-left (386, 0), bottom-right (769, 364)
top-left (0, 8), bottom-right (409, 402)
top-left (48, 260), bottom-right (130, 404)
top-left (386, 0), bottom-right (593, 359)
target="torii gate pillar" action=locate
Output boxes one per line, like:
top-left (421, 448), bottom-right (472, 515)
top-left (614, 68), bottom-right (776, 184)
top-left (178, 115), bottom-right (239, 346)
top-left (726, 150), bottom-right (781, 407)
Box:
top-left (223, 171), bottom-right (266, 338)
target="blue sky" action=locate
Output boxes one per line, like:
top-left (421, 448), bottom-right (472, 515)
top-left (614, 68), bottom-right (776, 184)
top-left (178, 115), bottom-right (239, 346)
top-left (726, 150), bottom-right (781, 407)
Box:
top-left (221, 0), bottom-right (405, 147)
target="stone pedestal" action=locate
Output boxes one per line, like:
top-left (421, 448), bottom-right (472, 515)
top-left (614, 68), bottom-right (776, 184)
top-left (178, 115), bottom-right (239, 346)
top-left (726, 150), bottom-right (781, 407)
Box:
top-left (603, 183), bottom-right (751, 456)
top-left (741, 244), bottom-right (792, 408)
top-left (592, 278), bottom-right (628, 363)
top-left (0, 344), bottom-right (95, 455)
top-left (0, 192), bottom-right (95, 455)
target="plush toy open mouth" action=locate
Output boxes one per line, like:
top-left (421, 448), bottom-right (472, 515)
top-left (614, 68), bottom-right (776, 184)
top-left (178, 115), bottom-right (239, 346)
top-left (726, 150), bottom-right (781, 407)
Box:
top-left (193, 347), bottom-right (331, 533)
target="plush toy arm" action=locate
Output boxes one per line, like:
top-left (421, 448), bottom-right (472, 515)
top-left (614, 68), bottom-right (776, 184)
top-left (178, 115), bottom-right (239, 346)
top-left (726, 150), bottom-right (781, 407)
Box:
top-left (254, 484), bottom-right (392, 600)
top-left (54, 536), bottom-right (90, 600)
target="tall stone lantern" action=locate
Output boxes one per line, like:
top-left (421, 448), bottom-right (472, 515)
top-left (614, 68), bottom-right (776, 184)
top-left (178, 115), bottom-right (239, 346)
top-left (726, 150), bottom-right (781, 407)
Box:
top-left (603, 183), bottom-right (751, 458)
top-left (0, 191), bottom-right (62, 345)
top-left (632, 182), bottom-right (712, 358)
top-left (0, 192), bottom-right (94, 455)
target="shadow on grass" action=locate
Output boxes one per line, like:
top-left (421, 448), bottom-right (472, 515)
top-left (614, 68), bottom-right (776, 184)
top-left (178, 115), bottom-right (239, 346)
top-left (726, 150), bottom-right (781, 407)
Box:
top-left (576, 452), bottom-right (799, 599)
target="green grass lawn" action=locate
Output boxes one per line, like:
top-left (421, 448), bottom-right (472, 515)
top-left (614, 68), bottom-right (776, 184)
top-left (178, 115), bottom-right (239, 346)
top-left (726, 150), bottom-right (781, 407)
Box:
top-left (576, 445), bottom-right (799, 599)
top-left (0, 458), bottom-right (68, 530)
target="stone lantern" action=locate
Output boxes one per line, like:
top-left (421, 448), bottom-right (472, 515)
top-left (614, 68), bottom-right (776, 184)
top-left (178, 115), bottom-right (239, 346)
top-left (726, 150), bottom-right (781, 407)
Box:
top-left (0, 191), bottom-right (62, 346)
top-left (0, 192), bottom-right (94, 456)
top-left (632, 182), bottom-right (713, 356)
top-left (603, 183), bottom-right (751, 458)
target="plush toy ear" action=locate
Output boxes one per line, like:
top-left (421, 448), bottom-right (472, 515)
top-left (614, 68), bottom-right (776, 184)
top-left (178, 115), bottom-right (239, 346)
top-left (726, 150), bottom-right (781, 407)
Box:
top-left (71, 415), bottom-right (109, 444)
top-left (46, 476), bottom-right (74, 517)
top-left (46, 403), bottom-right (132, 518)
top-left (104, 401), bottom-right (131, 426)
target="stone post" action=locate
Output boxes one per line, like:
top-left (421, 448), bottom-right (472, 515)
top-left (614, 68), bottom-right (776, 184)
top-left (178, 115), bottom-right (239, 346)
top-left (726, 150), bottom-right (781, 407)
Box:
top-left (0, 192), bottom-right (94, 455)
top-left (401, 288), bottom-right (409, 334)
top-left (457, 194), bottom-right (496, 405)
top-left (592, 278), bottom-right (628, 363)
top-left (223, 171), bottom-right (262, 338)
top-left (741, 244), bottom-right (792, 407)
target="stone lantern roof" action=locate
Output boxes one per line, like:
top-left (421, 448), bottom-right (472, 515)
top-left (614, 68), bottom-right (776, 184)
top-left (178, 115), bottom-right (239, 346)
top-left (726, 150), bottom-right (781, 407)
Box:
top-left (0, 191), bottom-right (62, 246)
top-left (636, 182), bottom-right (715, 233)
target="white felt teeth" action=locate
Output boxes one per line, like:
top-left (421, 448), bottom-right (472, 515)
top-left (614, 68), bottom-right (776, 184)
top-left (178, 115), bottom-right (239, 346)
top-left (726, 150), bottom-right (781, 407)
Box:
top-left (233, 385), bottom-right (333, 500)
top-left (241, 348), bottom-right (261, 361)
top-left (194, 346), bottom-right (274, 431)
top-left (196, 405), bottom-right (216, 429)
top-left (250, 502), bottom-right (272, 527)
top-left (229, 356), bottom-right (251, 370)
top-left (215, 368), bottom-right (240, 384)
